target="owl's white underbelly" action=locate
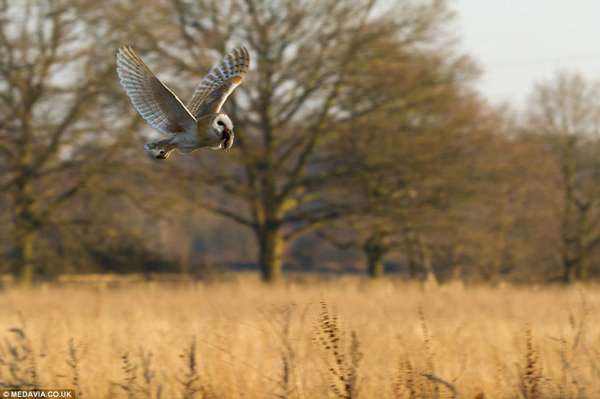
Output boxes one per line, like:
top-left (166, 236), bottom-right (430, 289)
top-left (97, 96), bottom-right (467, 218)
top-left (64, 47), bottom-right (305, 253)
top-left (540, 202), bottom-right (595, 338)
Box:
top-left (173, 126), bottom-right (222, 153)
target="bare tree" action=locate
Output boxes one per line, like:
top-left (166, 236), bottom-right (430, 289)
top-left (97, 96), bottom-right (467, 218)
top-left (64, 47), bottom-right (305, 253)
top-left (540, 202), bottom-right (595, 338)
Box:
top-left (318, 83), bottom-right (493, 280)
top-left (109, 0), bottom-right (459, 282)
top-left (528, 71), bottom-right (600, 282)
top-left (0, 0), bottom-right (133, 283)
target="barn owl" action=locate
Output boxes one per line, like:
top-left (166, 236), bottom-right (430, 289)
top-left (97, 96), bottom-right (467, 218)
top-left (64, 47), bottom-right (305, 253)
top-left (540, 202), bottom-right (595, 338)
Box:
top-left (116, 46), bottom-right (249, 159)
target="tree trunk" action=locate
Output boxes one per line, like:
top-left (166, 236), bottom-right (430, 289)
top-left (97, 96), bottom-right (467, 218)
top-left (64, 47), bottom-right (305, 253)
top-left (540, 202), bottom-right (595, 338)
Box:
top-left (418, 232), bottom-right (438, 286)
top-left (259, 227), bottom-right (284, 283)
top-left (364, 231), bottom-right (385, 278)
top-left (366, 247), bottom-right (384, 278)
top-left (488, 186), bottom-right (510, 284)
top-left (403, 234), bottom-right (418, 280)
top-left (563, 258), bottom-right (577, 283)
top-left (13, 231), bottom-right (35, 285)
top-left (13, 171), bottom-right (36, 285)
top-left (561, 136), bottom-right (577, 283)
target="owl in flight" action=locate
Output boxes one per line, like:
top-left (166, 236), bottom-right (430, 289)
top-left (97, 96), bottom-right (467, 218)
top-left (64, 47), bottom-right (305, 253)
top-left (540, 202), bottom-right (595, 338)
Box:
top-left (116, 46), bottom-right (249, 159)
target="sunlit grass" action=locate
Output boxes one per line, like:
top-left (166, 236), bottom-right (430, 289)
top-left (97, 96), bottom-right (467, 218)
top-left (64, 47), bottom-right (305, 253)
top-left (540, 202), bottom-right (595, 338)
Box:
top-left (1, 275), bottom-right (599, 398)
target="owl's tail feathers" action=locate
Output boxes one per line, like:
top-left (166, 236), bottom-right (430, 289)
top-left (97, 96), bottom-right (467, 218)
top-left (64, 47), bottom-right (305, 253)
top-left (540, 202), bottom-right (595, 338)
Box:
top-left (144, 138), bottom-right (174, 160)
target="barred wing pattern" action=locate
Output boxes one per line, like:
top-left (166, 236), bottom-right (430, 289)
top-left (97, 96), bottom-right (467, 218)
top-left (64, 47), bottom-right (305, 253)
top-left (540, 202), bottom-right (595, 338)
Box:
top-left (186, 47), bottom-right (250, 118)
top-left (116, 46), bottom-right (196, 134)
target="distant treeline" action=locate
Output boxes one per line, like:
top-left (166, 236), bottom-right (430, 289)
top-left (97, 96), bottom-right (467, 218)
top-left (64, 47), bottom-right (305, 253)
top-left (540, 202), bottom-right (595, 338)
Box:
top-left (1, 0), bottom-right (599, 284)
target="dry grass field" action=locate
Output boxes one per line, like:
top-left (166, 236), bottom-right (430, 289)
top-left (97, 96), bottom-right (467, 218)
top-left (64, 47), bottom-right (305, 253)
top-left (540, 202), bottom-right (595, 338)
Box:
top-left (1, 275), bottom-right (599, 398)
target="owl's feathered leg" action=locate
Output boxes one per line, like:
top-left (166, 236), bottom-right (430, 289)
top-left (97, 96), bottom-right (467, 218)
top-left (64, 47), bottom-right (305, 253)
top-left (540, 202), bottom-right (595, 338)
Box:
top-left (144, 137), bottom-right (176, 160)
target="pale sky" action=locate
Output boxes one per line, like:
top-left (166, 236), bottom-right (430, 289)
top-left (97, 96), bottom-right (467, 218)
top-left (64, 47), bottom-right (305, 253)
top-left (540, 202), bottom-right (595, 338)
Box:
top-left (454, 0), bottom-right (600, 109)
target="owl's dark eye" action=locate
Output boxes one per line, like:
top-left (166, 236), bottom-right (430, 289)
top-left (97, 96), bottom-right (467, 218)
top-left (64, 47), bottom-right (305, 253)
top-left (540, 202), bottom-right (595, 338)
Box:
top-left (217, 121), bottom-right (224, 126)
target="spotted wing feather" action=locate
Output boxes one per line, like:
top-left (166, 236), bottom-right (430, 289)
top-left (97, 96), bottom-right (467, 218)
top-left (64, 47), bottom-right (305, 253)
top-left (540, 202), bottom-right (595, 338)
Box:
top-left (116, 46), bottom-right (196, 134)
top-left (187, 46), bottom-right (250, 118)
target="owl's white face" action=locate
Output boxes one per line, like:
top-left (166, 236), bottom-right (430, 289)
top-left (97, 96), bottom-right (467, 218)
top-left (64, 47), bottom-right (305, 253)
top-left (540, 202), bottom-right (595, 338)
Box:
top-left (212, 114), bottom-right (234, 151)
top-left (213, 114), bottom-right (233, 135)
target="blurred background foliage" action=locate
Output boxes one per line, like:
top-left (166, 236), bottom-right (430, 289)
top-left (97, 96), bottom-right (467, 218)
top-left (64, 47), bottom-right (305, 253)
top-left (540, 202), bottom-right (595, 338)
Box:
top-left (2, 0), bottom-right (600, 284)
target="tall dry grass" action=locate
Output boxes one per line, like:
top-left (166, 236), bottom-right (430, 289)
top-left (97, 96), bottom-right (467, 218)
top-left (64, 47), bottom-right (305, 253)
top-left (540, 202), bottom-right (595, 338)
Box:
top-left (0, 275), bottom-right (599, 398)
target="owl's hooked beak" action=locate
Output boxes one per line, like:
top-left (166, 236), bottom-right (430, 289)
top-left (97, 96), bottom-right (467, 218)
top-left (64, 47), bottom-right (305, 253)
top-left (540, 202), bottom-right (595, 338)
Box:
top-left (222, 128), bottom-right (234, 153)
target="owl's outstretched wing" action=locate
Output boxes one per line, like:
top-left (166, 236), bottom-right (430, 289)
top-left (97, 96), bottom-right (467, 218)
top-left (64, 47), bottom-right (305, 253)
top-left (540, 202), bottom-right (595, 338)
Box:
top-left (117, 46), bottom-right (196, 134)
top-left (186, 47), bottom-right (250, 118)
